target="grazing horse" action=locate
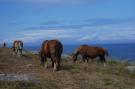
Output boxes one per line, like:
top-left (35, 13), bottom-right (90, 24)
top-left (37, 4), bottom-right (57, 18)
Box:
top-left (72, 45), bottom-right (108, 63)
top-left (13, 40), bottom-right (23, 56)
top-left (39, 40), bottom-right (63, 71)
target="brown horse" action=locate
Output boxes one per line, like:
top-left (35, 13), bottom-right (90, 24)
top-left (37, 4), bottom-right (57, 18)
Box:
top-left (72, 45), bottom-right (108, 63)
top-left (39, 40), bottom-right (63, 71)
top-left (13, 40), bottom-right (23, 56)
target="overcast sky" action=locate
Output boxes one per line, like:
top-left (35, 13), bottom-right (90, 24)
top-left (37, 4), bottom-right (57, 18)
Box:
top-left (0, 0), bottom-right (135, 45)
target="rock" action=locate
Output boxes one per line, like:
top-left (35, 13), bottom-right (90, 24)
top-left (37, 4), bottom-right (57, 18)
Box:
top-left (126, 66), bottom-right (135, 72)
top-left (0, 74), bottom-right (36, 82)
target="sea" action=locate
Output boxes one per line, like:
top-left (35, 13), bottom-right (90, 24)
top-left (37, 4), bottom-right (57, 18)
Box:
top-left (25, 43), bottom-right (135, 61)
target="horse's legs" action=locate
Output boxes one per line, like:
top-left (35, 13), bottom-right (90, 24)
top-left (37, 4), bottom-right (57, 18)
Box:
top-left (82, 55), bottom-right (85, 62)
top-left (51, 58), bottom-right (54, 67)
top-left (82, 58), bottom-right (85, 62)
top-left (90, 58), bottom-right (93, 62)
top-left (17, 47), bottom-right (21, 57)
top-left (84, 56), bottom-right (89, 63)
top-left (57, 56), bottom-right (61, 70)
top-left (99, 56), bottom-right (103, 62)
top-left (100, 56), bottom-right (106, 63)
top-left (102, 56), bottom-right (106, 63)
top-left (73, 55), bottom-right (78, 62)
top-left (86, 57), bottom-right (89, 63)
top-left (73, 52), bottom-right (79, 63)
top-left (51, 54), bottom-right (57, 71)
top-left (18, 49), bottom-right (21, 57)
top-left (40, 55), bottom-right (46, 67)
top-left (54, 57), bottom-right (61, 71)
top-left (82, 55), bottom-right (89, 63)
top-left (99, 56), bottom-right (106, 66)
top-left (16, 48), bottom-right (18, 56)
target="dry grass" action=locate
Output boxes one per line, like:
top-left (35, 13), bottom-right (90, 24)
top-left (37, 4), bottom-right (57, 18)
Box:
top-left (0, 48), bottom-right (135, 89)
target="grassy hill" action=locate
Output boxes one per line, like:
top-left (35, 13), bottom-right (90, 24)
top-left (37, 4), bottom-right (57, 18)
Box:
top-left (0, 48), bottom-right (135, 89)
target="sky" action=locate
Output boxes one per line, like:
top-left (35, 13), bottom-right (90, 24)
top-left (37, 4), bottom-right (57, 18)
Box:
top-left (0, 0), bottom-right (135, 45)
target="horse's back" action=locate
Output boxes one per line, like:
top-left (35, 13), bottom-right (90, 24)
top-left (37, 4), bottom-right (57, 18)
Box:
top-left (41, 40), bottom-right (63, 57)
top-left (77, 45), bottom-right (106, 56)
top-left (78, 45), bottom-right (96, 53)
top-left (13, 40), bottom-right (23, 47)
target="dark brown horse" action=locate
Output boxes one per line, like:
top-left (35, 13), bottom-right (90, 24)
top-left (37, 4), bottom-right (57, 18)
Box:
top-left (39, 40), bottom-right (63, 71)
top-left (13, 40), bottom-right (23, 56)
top-left (72, 45), bottom-right (108, 63)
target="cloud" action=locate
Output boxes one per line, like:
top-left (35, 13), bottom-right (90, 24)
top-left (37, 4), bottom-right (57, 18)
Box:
top-left (78, 34), bottom-right (97, 41)
top-left (1, 29), bottom-right (77, 44)
top-left (76, 22), bottom-right (135, 43)
top-left (2, 27), bottom-right (135, 44)
top-left (24, 17), bottom-right (135, 30)
top-left (1, 17), bottom-right (135, 44)
top-left (19, 29), bottom-right (79, 42)
top-left (22, 25), bottom-right (135, 44)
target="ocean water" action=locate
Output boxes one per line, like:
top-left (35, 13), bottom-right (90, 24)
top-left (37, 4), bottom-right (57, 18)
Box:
top-left (25, 43), bottom-right (135, 61)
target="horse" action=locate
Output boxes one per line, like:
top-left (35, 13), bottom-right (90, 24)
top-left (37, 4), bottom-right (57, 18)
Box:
top-left (72, 45), bottom-right (108, 63)
top-left (39, 40), bottom-right (63, 71)
top-left (13, 40), bottom-right (23, 56)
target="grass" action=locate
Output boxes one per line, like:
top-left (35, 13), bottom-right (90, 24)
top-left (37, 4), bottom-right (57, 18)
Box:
top-left (0, 48), bottom-right (135, 89)
top-left (0, 81), bottom-right (42, 89)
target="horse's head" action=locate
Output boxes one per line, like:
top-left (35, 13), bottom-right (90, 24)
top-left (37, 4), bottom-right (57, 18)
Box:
top-left (71, 54), bottom-right (77, 63)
